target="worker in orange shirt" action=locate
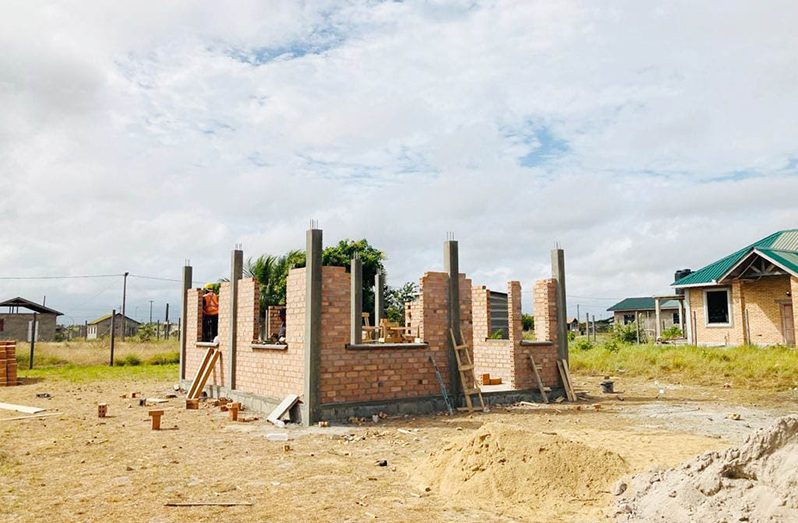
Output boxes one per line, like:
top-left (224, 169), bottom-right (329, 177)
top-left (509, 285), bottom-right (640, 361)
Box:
top-left (202, 284), bottom-right (219, 342)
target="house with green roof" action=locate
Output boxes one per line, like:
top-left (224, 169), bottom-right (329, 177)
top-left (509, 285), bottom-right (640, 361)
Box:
top-left (607, 297), bottom-right (682, 337)
top-left (672, 230), bottom-right (798, 347)
top-left (87, 312), bottom-right (140, 339)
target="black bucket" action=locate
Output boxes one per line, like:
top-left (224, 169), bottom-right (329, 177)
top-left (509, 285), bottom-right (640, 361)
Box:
top-left (600, 380), bottom-right (614, 394)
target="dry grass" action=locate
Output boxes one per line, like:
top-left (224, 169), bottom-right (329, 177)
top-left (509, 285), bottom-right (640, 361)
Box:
top-left (570, 343), bottom-right (798, 391)
top-left (16, 339), bottom-right (178, 368)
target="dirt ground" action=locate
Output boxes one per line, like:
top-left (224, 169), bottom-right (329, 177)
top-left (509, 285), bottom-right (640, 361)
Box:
top-left (1, 372), bottom-right (795, 523)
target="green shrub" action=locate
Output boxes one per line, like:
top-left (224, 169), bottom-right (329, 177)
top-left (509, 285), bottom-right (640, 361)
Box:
top-left (601, 339), bottom-right (621, 353)
top-left (488, 329), bottom-right (506, 340)
top-left (612, 322), bottom-right (641, 344)
top-left (661, 326), bottom-right (683, 340)
top-left (121, 354), bottom-right (142, 366)
top-left (573, 338), bottom-right (594, 351)
top-left (147, 351), bottom-right (180, 365)
top-left (522, 314), bottom-right (534, 331)
top-left (568, 331), bottom-right (576, 342)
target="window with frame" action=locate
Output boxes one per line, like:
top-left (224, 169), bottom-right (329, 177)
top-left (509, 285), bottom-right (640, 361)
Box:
top-left (706, 289), bottom-right (730, 325)
top-left (623, 313), bottom-right (635, 324)
top-left (672, 312), bottom-right (679, 324)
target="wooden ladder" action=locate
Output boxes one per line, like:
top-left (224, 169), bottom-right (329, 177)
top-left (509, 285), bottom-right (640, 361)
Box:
top-left (449, 329), bottom-right (486, 413)
top-left (528, 353), bottom-right (550, 404)
top-left (187, 346), bottom-right (221, 400)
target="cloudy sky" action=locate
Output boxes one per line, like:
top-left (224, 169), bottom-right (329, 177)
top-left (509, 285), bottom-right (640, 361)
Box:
top-left (1, 1), bottom-right (797, 324)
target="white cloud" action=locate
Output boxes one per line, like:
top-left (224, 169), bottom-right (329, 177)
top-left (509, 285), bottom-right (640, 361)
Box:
top-left (1, 0), bottom-right (797, 322)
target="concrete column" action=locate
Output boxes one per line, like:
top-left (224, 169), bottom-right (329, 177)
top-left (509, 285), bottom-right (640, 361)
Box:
top-left (374, 271), bottom-right (385, 326)
top-left (551, 248), bottom-right (568, 362)
top-left (684, 290), bottom-right (693, 344)
top-left (227, 249), bottom-right (243, 390)
top-left (179, 265), bottom-right (192, 380)
top-left (350, 256), bottom-right (363, 345)
top-left (677, 299), bottom-right (684, 335)
top-left (654, 297), bottom-right (662, 340)
top-left (444, 240), bottom-right (462, 399)
top-left (302, 228), bottom-right (322, 426)
top-left (791, 277), bottom-right (798, 347)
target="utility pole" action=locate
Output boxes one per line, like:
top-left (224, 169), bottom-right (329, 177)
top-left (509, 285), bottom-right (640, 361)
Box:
top-left (577, 304), bottom-right (580, 334)
top-left (164, 303), bottom-right (170, 338)
top-left (29, 313), bottom-right (37, 369)
top-left (121, 272), bottom-right (129, 341)
top-left (110, 309), bottom-right (116, 366)
top-left (149, 300), bottom-right (154, 324)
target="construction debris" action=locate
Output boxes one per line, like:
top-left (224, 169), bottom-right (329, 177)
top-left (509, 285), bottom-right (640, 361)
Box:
top-left (267, 394), bottom-right (299, 427)
top-left (0, 402), bottom-right (45, 414)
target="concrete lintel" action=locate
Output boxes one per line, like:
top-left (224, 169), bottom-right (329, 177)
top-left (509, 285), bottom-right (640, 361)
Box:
top-left (179, 265), bottom-right (192, 380)
top-left (302, 228), bottom-right (323, 426)
top-left (227, 249), bottom-right (243, 390)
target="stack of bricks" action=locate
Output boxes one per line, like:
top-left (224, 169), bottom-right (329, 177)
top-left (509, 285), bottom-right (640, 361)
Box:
top-left (533, 279), bottom-right (558, 344)
top-left (0, 340), bottom-right (17, 386)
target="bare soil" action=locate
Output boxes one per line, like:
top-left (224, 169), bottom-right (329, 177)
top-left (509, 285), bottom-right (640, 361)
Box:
top-left (0, 372), bottom-right (793, 522)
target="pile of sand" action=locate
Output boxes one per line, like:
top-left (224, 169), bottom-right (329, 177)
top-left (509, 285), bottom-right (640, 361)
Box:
top-left (417, 422), bottom-right (630, 513)
top-left (616, 415), bottom-right (798, 522)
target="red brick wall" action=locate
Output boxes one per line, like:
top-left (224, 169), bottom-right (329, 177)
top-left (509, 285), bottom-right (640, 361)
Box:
top-left (0, 340), bottom-right (17, 386)
top-left (473, 280), bottom-right (560, 390)
top-left (232, 278), bottom-right (304, 399)
top-left (534, 279), bottom-right (558, 344)
top-left (266, 306), bottom-right (285, 341)
top-left (318, 270), bottom-right (472, 404)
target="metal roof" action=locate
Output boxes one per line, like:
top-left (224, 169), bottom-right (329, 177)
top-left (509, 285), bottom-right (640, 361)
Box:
top-left (607, 297), bottom-right (681, 312)
top-left (88, 313), bottom-right (141, 326)
top-left (0, 297), bottom-right (63, 315)
top-left (672, 230), bottom-right (798, 287)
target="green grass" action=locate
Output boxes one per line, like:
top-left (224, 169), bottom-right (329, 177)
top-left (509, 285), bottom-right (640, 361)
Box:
top-left (19, 363), bottom-right (178, 383)
top-left (13, 339), bottom-right (180, 383)
top-left (570, 343), bottom-right (798, 390)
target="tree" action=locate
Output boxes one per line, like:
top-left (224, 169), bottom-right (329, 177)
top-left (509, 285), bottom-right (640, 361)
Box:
top-left (244, 250), bottom-right (304, 310)
top-left (321, 239), bottom-right (385, 314)
top-left (385, 282), bottom-right (419, 325)
top-left (245, 239), bottom-right (386, 315)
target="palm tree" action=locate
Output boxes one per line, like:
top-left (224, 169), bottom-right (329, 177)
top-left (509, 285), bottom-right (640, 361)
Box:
top-left (244, 250), bottom-right (305, 309)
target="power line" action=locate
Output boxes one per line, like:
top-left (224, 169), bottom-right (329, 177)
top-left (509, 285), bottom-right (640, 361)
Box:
top-left (128, 274), bottom-right (182, 283)
top-left (0, 273), bottom-right (122, 280)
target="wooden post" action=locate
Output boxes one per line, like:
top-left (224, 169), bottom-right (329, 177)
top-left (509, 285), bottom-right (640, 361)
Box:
top-left (28, 312), bottom-right (37, 370)
top-left (109, 309), bottom-right (116, 366)
top-left (635, 311), bottom-right (640, 344)
top-left (592, 314), bottom-right (596, 341)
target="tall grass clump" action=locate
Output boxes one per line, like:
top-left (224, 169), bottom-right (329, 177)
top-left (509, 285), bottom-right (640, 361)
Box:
top-left (570, 343), bottom-right (798, 391)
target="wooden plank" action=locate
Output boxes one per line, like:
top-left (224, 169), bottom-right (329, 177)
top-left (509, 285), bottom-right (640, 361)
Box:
top-left (528, 354), bottom-right (549, 404)
top-left (188, 349), bottom-right (220, 400)
top-left (562, 359), bottom-right (577, 401)
top-left (0, 402), bottom-right (45, 414)
top-left (556, 359), bottom-right (576, 402)
top-left (266, 394), bottom-right (299, 427)
top-left (187, 347), bottom-right (214, 399)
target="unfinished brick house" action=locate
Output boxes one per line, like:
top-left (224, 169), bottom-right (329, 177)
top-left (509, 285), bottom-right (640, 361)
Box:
top-left (673, 230), bottom-right (798, 347)
top-left (179, 228), bottom-right (569, 425)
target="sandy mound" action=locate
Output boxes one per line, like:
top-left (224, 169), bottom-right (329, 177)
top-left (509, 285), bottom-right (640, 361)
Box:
top-left (417, 422), bottom-right (630, 513)
top-left (616, 415), bottom-right (798, 522)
